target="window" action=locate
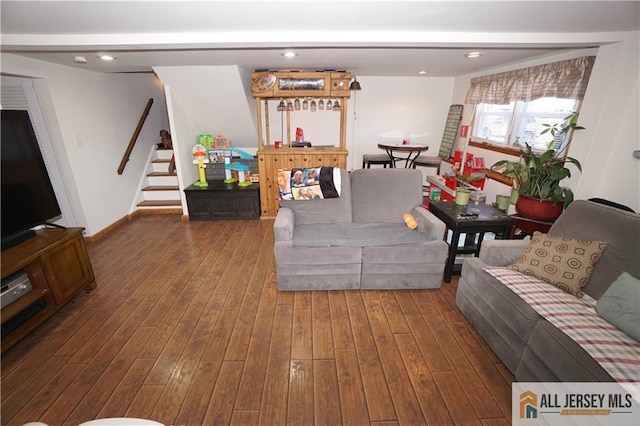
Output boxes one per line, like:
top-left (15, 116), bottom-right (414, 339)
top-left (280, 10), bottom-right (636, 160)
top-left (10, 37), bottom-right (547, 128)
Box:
top-left (471, 97), bottom-right (580, 151)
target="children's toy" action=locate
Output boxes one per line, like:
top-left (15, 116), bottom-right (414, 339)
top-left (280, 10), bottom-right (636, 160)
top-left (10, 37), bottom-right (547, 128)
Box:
top-left (192, 143), bottom-right (209, 187)
top-left (209, 147), bottom-right (255, 187)
top-left (214, 134), bottom-right (229, 148)
top-left (199, 134), bottom-right (213, 150)
top-left (403, 213), bottom-right (418, 230)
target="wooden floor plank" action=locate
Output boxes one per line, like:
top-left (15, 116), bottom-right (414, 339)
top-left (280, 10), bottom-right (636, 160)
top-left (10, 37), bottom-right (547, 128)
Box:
top-left (234, 291), bottom-right (277, 410)
top-left (97, 358), bottom-right (156, 419)
top-left (447, 320), bottom-right (496, 367)
top-left (231, 409), bottom-right (260, 425)
top-left (394, 334), bottom-right (454, 426)
top-left (475, 363), bottom-right (515, 417)
top-left (224, 267), bottom-right (267, 361)
top-left (378, 291), bottom-right (411, 334)
top-left (258, 304), bottom-right (293, 425)
top-left (334, 348), bottom-right (370, 425)
top-left (313, 359), bottom-right (342, 426)
top-left (151, 301), bottom-right (234, 424)
top-left (287, 359), bottom-right (314, 426)
top-left (65, 326), bottom-right (156, 425)
top-left (312, 292), bottom-right (335, 360)
top-left (0, 356), bottom-right (69, 422)
top-left (173, 362), bottom-right (222, 426)
top-left (328, 291), bottom-right (355, 350)
top-left (414, 292), bottom-right (504, 419)
top-left (344, 291), bottom-right (396, 422)
top-left (394, 291), bottom-right (451, 372)
top-left (291, 308), bottom-right (313, 360)
top-left (432, 371), bottom-right (483, 426)
top-left (202, 361), bottom-right (244, 425)
top-left (124, 385), bottom-right (164, 421)
top-left (5, 362), bottom-right (84, 426)
top-left (365, 299), bottom-right (426, 425)
top-left (1, 216), bottom-right (512, 426)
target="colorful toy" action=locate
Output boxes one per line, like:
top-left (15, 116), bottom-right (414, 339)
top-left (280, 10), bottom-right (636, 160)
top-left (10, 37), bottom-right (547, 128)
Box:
top-left (192, 143), bottom-right (209, 187)
top-left (403, 213), bottom-right (418, 230)
top-left (198, 134), bottom-right (213, 150)
top-left (209, 147), bottom-right (254, 186)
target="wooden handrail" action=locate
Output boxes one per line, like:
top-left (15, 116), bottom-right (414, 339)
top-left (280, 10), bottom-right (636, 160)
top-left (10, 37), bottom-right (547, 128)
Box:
top-left (117, 98), bottom-right (154, 175)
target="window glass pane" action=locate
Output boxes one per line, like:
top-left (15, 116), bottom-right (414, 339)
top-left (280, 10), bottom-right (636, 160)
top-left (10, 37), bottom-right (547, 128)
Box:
top-left (511, 98), bottom-right (579, 149)
top-left (472, 98), bottom-right (580, 151)
top-left (471, 103), bottom-right (514, 144)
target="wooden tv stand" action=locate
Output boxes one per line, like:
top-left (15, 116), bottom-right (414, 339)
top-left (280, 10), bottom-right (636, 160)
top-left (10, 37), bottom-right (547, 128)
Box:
top-left (1, 227), bottom-right (95, 353)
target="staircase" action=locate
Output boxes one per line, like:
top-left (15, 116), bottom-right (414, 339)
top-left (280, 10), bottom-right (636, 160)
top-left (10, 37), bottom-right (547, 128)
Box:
top-left (136, 148), bottom-right (182, 213)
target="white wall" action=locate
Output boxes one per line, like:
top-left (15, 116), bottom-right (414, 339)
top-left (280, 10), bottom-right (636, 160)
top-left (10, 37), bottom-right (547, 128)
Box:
top-left (1, 53), bottom-right (169, 236)
top-left (153, 65), bottom-right (257, 195)
top-left (348, 76), bottom-right (455, 172)
top-left (451, 34), bottom-right (640, 212)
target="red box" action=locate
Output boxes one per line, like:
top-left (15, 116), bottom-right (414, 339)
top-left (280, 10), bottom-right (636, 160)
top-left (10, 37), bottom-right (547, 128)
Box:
top-left (467, 157), bottom-right (485, 168)
top-left (462, 166), bottom-right (486, 189)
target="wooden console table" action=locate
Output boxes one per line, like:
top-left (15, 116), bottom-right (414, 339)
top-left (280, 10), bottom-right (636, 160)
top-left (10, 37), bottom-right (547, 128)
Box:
top-left (1, 227), bottom-right (95, 352)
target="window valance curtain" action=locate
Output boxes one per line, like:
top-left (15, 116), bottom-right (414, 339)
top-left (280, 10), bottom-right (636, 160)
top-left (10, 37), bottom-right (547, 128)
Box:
top-left (465, 56), bottom-right (595, 105)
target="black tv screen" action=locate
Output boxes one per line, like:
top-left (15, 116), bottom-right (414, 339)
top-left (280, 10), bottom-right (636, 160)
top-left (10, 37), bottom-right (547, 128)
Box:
top-left (1, 109), bottom-right (62, 250)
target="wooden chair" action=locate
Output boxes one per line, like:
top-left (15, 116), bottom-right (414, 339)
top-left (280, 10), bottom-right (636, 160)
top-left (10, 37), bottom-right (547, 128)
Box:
top-left (412, 156), bottom-right (441, 174)
top-left (362, 153), bottom-right (393, 168)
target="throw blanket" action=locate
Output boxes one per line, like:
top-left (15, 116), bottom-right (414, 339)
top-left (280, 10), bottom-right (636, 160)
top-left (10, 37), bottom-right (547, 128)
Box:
top-left (484, 267), bottom-right (640, 393)
top-left (278, 167), bottom-right (340, 201)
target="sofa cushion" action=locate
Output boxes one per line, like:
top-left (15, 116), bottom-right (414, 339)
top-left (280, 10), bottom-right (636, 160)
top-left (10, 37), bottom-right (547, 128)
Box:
top-left (279, 168), bottom-right (352, 224)
top-left (548, 200), bottom-right (640, 299)
top-left (508, 231), bottom-right (608, 297)
top-left (350, 168), bottom-right (423, 223)
top-left (596, 272), bottom-right (640, 342)
top-left (292, 223), bottom-right (433, 248)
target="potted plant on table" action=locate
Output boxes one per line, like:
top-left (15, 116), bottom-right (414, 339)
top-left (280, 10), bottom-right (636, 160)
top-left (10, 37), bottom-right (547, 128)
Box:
top-left (491, 113), bottom-right (583, 220)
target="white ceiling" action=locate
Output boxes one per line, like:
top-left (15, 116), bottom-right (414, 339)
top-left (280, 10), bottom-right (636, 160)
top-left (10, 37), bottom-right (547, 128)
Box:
top-left (1, 1), bottom-right (639, 76)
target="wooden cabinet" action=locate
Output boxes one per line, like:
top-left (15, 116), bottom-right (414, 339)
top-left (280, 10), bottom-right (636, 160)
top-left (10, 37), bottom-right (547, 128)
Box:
top-left (257, 147), bottom-right (347, 217)
top-left (1, 227), bottom-right (95, 352)
top-left (251, 70), bottom-right (353, 217)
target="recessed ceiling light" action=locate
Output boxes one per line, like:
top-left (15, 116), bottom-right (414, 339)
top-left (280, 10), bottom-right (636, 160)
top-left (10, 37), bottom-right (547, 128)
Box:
top-left (98, 55), bottom-right (116, 61)
top-left (465, 51), bottom-right (485, 59)
top-left (418, 70), bottom-right (428, 75)
top-left (281, 51), bottom-right (298, 58)
top-left (74, 56), bottom-right (87, 64)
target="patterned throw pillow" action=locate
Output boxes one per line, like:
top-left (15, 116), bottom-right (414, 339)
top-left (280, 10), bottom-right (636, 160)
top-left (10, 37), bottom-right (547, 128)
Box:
top-left (508, 231), bottom-right (608, 297)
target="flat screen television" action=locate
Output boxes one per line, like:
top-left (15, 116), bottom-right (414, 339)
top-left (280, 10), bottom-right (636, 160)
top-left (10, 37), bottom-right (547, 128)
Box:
top-left (1, 109), bottom-right (62, 251)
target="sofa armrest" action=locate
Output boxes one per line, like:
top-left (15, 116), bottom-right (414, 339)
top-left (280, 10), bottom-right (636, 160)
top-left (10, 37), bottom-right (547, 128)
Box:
top-left (274, 207), bottom-right (295, 242)
top-left (479, 239), bottom-right (530, 266)
top-left (412, 206), bottom-right (446, 241)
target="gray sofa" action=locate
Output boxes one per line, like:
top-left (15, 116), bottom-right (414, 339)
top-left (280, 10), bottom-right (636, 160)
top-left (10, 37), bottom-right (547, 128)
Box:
top-left (457, 200), bottom-right (640, 381)
top-left (273, 168), bottom-right (448, 290)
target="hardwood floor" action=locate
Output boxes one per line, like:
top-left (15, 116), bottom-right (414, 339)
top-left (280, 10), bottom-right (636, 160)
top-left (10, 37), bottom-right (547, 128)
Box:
top-left (1, 215), bottom-right (514, 425)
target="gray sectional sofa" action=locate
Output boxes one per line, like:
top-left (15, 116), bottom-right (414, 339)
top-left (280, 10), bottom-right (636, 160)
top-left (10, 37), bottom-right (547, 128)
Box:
top-left (273, 168), bottom-right (448, 290)
top-left (457, 200), bottom-right (640, 382)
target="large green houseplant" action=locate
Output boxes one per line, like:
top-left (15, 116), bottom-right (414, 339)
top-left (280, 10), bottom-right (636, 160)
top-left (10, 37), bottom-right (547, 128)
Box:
top-left (491, 113), bottom-right (583, 220)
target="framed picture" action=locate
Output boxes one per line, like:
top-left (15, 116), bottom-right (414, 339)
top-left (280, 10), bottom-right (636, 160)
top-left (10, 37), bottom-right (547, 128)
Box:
top-left (278, 77), bottom-right (325, 91)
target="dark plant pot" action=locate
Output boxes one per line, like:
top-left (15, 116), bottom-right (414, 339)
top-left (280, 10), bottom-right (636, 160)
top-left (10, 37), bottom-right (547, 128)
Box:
top-left (515, 195), bottom-right (564, 221)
